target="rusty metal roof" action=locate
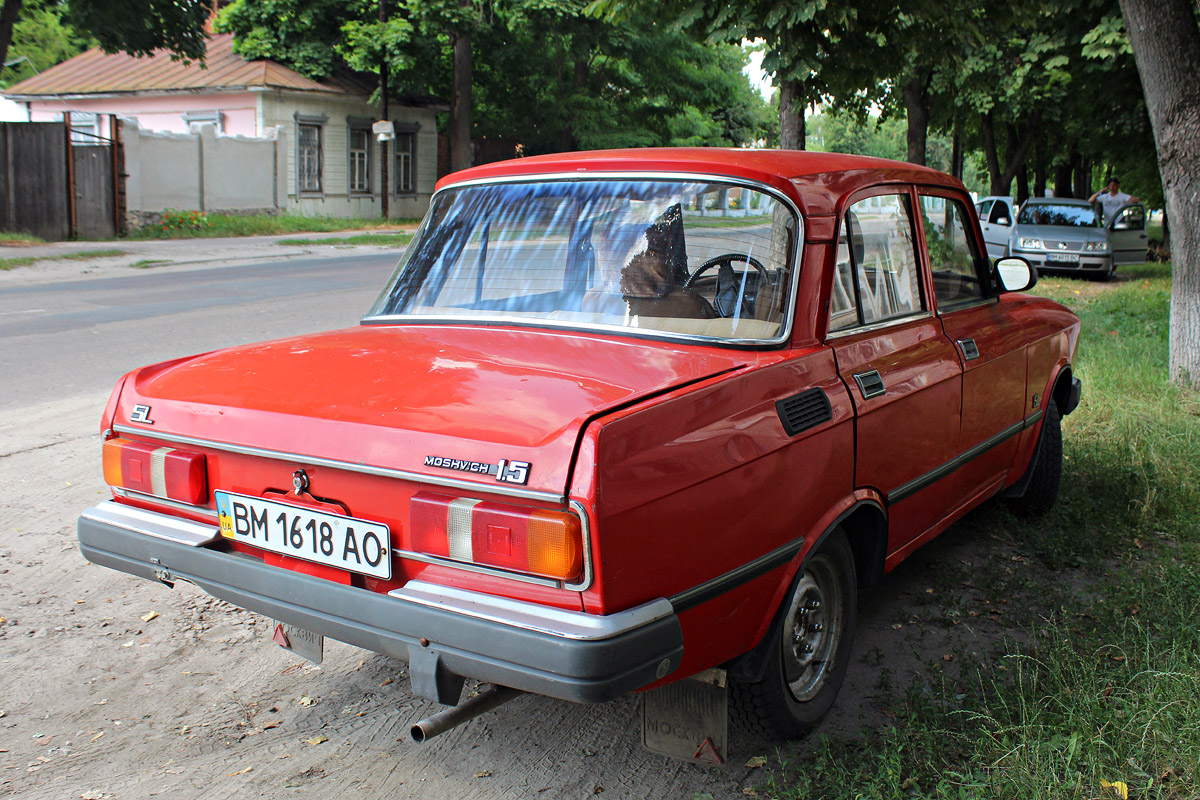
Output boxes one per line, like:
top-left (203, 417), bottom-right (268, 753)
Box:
top-left (3, 33), bottom-right (366, 98)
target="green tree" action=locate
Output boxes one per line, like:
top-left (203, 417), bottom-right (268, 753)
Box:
top-left (0, 0), bottom-right (91, 88)
top-left (0, 0), bottom-right (210, 82)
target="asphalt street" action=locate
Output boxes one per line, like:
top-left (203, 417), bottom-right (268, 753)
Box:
top-left (0, 251), bottom-right (399, 411)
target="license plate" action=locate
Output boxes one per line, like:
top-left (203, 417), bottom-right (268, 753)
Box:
top-left (272, 621), bottom-right (323, 665)
top-left (215, 491), bottom-right (392, 579)
top-left (1045, 252), bottom-right (1080, 263)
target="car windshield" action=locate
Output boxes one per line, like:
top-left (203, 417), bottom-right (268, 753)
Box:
top-left (1017, 204), bottom-right (1100, 227)
top-left (365, 178), bottom-right (799, 343)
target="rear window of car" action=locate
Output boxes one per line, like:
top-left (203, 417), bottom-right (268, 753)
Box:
top-left (365, 178), bottom-right (799, 343)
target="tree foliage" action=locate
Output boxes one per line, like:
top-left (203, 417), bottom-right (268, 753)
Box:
top-left (0, 0), bottom-right (92, 88)
top-left (217, 0), bottom-right (772, 154)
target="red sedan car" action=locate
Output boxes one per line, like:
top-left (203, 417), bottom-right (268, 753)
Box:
top-left (79, 149), bottom-right (1080, 759)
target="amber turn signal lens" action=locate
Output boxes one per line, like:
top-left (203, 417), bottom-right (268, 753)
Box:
top-left (527, 510), bottom-right (583, 580)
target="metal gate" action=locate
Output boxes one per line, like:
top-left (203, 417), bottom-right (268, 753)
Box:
top-left (0, 118), bottom-right (123, 240)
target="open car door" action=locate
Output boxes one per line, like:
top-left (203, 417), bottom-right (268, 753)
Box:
top-left (1109, 203), bottom-right (1148, 266)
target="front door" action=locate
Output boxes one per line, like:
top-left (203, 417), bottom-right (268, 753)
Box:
top-left (917, 191), bottom-right (1029, 507)
top-left (1109, 203), bottom-right (1148, 265)
top-left (979, 198), bottom-right (1014, 258)
top-left (826, 191), bottom-right (963, 555)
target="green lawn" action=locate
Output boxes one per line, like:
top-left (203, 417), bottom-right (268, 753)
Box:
top-left (764, 263), bottom-right (1200, 800)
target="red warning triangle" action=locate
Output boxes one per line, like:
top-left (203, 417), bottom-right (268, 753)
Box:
top-left (272, 623), bottom-right (291, 648)
top-left (693, 737), bottom-right (723, 764)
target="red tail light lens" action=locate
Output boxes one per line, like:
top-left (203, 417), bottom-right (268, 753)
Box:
top-left (102, 437), bottom-right (208, 506)
top-left (410, 492), bottom-right (583, 581)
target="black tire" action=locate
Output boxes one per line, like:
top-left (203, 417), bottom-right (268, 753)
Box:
top-left (1004, 398), bottom-right (1062, 517)
top-left (730, 530), bottom-right (857, 740)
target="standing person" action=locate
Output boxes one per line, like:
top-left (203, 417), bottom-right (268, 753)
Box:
top-left (1090, 177), bottom-right (1139, 222)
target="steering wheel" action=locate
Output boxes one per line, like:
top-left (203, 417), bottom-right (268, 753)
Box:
top-left (683, 253), bottom-right (769, 318)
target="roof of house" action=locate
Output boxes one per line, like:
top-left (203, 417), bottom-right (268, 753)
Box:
top-left (3, 33), bottom-right (374, 98)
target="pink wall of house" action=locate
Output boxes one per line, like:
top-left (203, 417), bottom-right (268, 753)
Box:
top-left (26, 92), bottom-right (259, 137)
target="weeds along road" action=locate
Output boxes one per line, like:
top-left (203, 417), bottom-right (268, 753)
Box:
top-left (0, 251), bottom-right (1014, 799)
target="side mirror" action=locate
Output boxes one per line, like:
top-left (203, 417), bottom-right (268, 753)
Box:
top-left (995, 216), bottom-right (1011, 226)
top-left (995, 256), bottom-right (1037, 292)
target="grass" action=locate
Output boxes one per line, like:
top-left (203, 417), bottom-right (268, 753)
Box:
top-left (0, 231), bottom-right (45, 246)
top-left (766, 262), bottom-right (1200, 799)
top-left (274, 232), bottom-right (413, 247)
top-left (0, 248), bottom-right (127, 271)
top-left (126, 213), bottom-right (418, 240)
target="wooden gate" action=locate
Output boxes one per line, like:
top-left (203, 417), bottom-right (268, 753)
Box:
top-left (0, 119), bottom-right (123, 240)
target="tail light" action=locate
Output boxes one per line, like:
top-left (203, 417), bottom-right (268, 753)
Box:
top-left (103, 437), bottom-right (208, 506)
top-left (410, 492), bottom-right (583, 581)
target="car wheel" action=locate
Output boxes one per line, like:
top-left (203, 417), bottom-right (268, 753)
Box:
top-left (1004, 398), bottom-right (1062, 517)
top-left (730, 529), bottom-right (856, 740)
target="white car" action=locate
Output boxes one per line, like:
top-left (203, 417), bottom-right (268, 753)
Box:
top-left (976, 196), bottom-right (1147, 279)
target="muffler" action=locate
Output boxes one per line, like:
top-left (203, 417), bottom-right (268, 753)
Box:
top-left (410, 685), bottom-right (523, 742)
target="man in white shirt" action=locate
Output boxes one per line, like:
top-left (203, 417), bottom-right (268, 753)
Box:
top-left (1089, 178), bottom-right (1139, 222)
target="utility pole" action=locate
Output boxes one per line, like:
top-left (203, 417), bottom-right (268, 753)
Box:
top-left (379, 0), bottom-right (389, 220)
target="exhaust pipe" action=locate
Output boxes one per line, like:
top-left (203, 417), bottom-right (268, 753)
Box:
top-left (410, 685), bottom-right (523, 743)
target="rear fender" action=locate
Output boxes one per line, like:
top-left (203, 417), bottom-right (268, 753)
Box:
top-left (725, 493), bottom-right (886, 684)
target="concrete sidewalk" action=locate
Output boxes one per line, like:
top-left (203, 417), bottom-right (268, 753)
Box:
top-left (0, 228), bottom-right (414, 287)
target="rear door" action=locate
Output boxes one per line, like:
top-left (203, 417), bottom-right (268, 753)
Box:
top-left (1109, 203), bottom-right (1148, 265)
top-left (917, 190), bottom-right (1029, 507)
top-left (826, 189), bottom-right (963, 555)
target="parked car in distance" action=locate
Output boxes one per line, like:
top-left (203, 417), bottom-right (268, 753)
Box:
top-left (79, 149), bottom-right (1082, 763)
top-left (977, 195), bottom-right (1148, 279)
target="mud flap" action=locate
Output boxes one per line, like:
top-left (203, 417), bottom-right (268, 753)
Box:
top-left (640, 669), bottom-right (728, 764)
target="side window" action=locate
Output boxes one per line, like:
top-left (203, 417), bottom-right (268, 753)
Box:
top-left (1113, 205), bottom-right (1145, 231)
top-left (919, 195), bottom-right (989, 308)
top-left (829, 193), bottom-right (923, 331)
top-left (988, 201), bottom-right (1011, 225)
top-left (977, 199), bottom-right (994, 219)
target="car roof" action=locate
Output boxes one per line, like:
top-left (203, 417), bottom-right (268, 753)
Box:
top-left (437, 147), bottom-right (963, 221)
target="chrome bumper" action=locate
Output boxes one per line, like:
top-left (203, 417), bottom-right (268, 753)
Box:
top-left (78, 501), bottom-right (683, 704)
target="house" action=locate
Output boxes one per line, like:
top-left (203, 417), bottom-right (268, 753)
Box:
top-left (3, 33), bottom-right (443, 219)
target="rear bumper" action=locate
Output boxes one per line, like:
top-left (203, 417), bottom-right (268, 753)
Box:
top-left (78, 501), bottom-right (683, 704)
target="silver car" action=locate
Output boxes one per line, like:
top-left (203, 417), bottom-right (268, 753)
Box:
top-left (976, 196), bottom-right (1148, 280)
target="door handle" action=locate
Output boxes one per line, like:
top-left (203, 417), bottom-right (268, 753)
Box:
top-left (853, 370), bottom-right (886, 399)
top-left (957, 338), bottom-right (980, 361)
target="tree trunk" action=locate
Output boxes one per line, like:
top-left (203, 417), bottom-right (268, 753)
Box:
top-left (449, 26), bottom-right (473, 172)
top-left (1121, 0), bottom-right (1200, 388)
top-left (1016, 165), bottom-right (1030, 206)
top-left (378, 0), bottom-right (389, 219)
top-left (951, 126), bottom-right (964, 181)
top-left (558, 57), bottom-right (586, 152)
top-left (1054, 149), bottom-right (1075, 198)
top-left (903, 73), bottom-right (931, 165)
top-left (1073, 155), bottom-right (1091, 199)
top-left (1033, 137), bottom-right (1046, 198)
top-left (0, 0), bottom-right (24, 76)
top-left (779, 78), bottom-right (805, 150)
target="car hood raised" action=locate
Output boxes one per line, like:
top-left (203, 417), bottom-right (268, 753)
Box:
top-left (115, 325), bottom-right (750, 495)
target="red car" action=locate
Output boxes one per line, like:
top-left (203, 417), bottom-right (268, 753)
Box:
top-left (79, 149), bottom-right (1080, 760)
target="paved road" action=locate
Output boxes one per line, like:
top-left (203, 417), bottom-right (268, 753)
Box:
top-left (0, 252), bottom-right (399, 411)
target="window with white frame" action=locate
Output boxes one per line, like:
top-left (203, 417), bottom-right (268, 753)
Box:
top-left (68, 112), bottom-right (100, 146)
top-left (395, 130), bottom-right (416, 194)
top-left (348, 125), bottom-right (371, 194)
top-left (296, 117), bottom-right (325, 194)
